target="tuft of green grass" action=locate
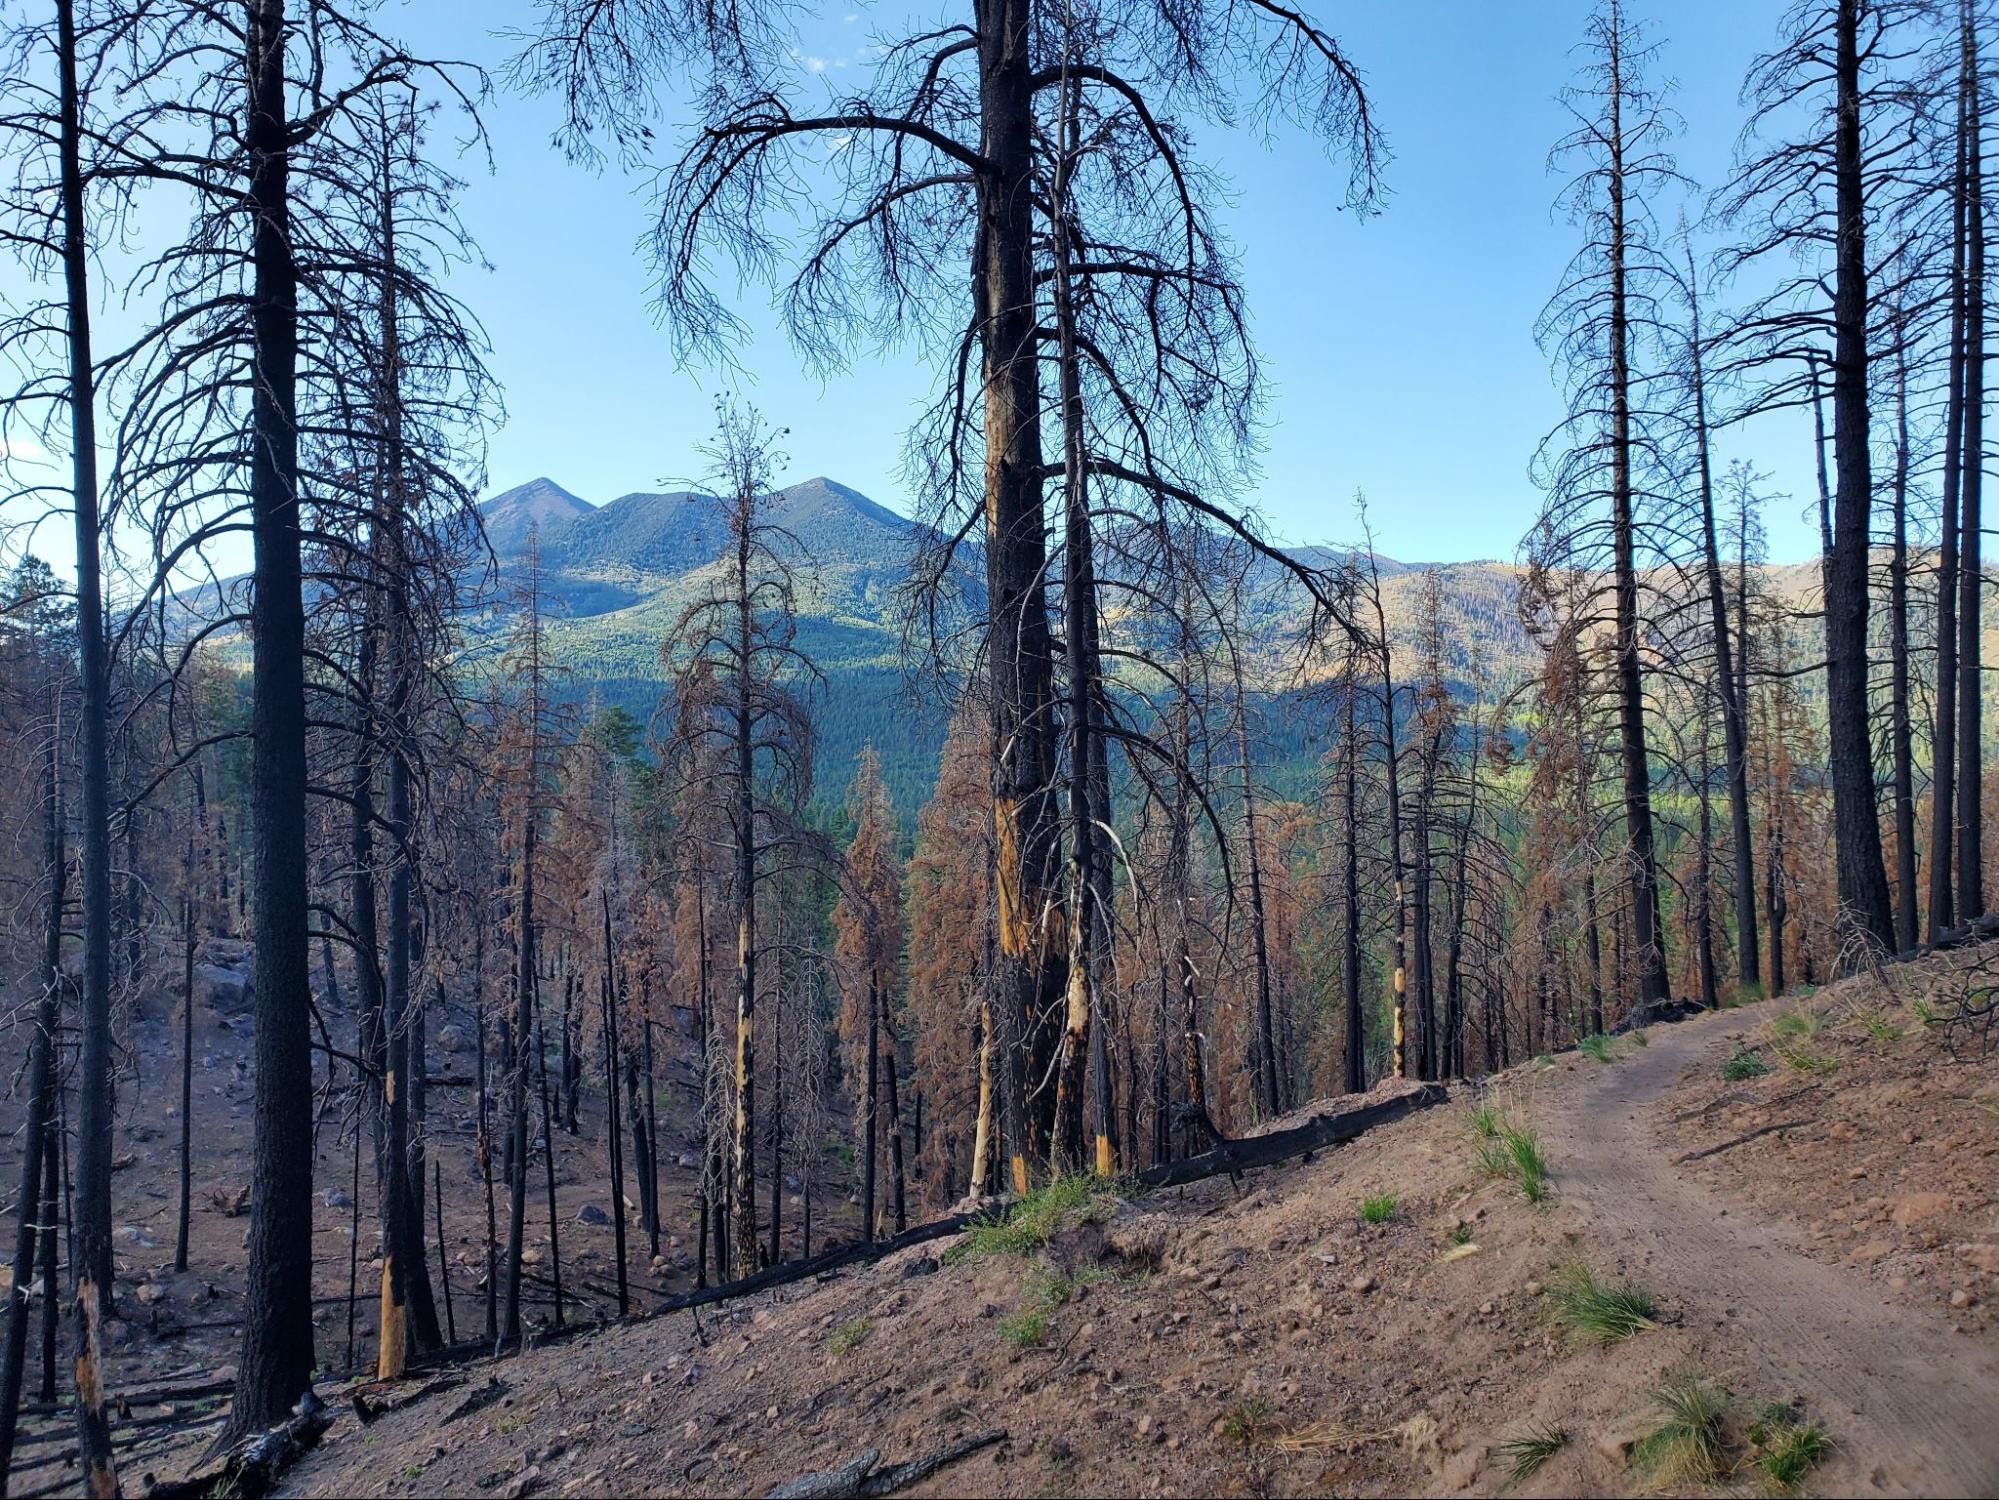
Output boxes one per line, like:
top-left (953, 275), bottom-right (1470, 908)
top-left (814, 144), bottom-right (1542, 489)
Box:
top-left (1858, 1012), bottom-right (1902, 1041)
top-left (827, 1317), bottom-right (873, 1356)
top-left (1448, 1221), bottom-right (1476, 1247)
top-left (1757, 1423), bottom-right (1829, 1492)
top-left (1547, 1261), bottom-right (1656, 1343)
top-left (1534, 1052), bottom-right (1555, 1068)
top-left (1025, 1266), bottom-right (1111, 1308)
top-left (945, 1175), bottom-right (1116, 1264)
top-left (996, 1309), bottom-right (1048, 1348)
top-left (1497, 1425), bottom-right (1568, 1487)
top-left (1630, 1028), bottom-right (1649, 1047)
top-left (1472, 1115), bottom-right (1550, 1202)
top-left (1504, 1124), bottom-right (1549, 1202)
top-left (1749, 1401), bottom-right (1829, 1493)
top-left (1360, 1193), bottom-right (1398, 1225)
top-left (1774, 1041), bottom-right (1838, 1074)
top-left (1913, 995), bottom-right (1939, 1026)
top-left (1470, 1103), bottom-right (1503, 1138)
top-left (1221, 1397), bottom-right (1275, 1446)
top-left (1630, 1375), bottom-right (1730, 1485)
top-left (1771, 1006), bottom-right (1818, 1043)
top-left (1723, 1045), bottom-right (1772, 1081)
top-left (1577, 1033), bottom-right (1617, 1063)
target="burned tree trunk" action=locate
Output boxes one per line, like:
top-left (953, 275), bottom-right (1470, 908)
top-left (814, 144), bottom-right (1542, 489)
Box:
top-left (232, 0), bottom-right (319, 1437)
top-left (1822, 0), bottom-right (1896, 953)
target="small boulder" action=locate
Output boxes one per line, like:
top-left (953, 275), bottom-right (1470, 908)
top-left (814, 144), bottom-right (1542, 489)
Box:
top-left (576, 1204), bottom-right (612, 1227)
top-left (1892, 1193), bottom-right (1953, 1226)
top-left (1957, 1243), bottom-right (1999, 1274)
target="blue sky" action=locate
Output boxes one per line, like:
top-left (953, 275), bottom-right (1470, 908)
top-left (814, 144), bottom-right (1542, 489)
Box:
top-left (4, 0), bottom-right (1829, 572)
top-left (393, 0), bottom-right (1825, 563)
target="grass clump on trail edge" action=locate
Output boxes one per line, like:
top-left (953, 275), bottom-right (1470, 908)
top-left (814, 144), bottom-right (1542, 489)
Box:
top-left (1360, 1193), bottom-right (1398, 1225)
top-left (1547, 1261), bottom-right (1656, 1343)
top-left (945, 1175), bottom-right (1118, 1264)
top-left (1630, 1375), bottom-right (1730, 1486)
top-left (1577, 1033), bottom-right (1617, 1063)
top-left (1723, 1045), bottom-right (1772, 1080)
top-left (1473, 1116), bottom-right (1550, 1202)
top-left (827, 1317), bottom-right (872, 1356)
top-left (1221, 1397), bottom-right (1276, 1447)
top-left (1497, 1425), bottom-right (1568, 1487)
top-left (1750, 1402), bottom-right (1830, 1493)
top-left (996, 1309), bottom-right (1047, 1348)
top-left (1503, 1124), bottom-right (1549, 1202)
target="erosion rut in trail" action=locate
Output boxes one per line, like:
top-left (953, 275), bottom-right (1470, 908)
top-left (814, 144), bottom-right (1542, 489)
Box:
top-left (1537, 1006), bottom-right (1999, 1498)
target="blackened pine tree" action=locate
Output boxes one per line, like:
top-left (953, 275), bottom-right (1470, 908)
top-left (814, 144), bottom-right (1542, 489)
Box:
top-left (1712, 0), bottom-right (1933, 956)
top-left (99, 0), bottom-right (483, 1432)
top-left (0, 16), bottom-right (156, 1475)
top-left (655, 402), bottom-right (821, 1278)
top-left (1530, 0), bottom-right (1684, 1015)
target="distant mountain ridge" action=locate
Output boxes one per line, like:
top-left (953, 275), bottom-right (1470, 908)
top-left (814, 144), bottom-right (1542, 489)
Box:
top-left (475, 475), bottom-right (1535, 676)
top-left (472, 475), bottom-right (1540, 809)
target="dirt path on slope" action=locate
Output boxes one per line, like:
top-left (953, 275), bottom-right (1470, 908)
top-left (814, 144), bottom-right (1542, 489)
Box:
top-left (1532, 1004), bottom-right (1999, 1497)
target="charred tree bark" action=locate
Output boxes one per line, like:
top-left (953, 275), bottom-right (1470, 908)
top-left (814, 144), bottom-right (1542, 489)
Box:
top-left (1930, 36), bottom-right (1968, 941)
top-left (1889, 357), bottom-right (1920, 951)
top-left (1823, 0), bottom-right (1896, 953)
top-left (231, 0), bottom-right (318, 1437)
top-left (52, 0), bottom-right (116, 1337)
top-left (977, 0), bottom-right (1062, 1191)
top-left (0, 735), bottom-right (67, 1491)
top-left (1957, 6), bottom-right (1986, 922)
top-left (1341, 678), bottom-right (1365, 1095)
top-left (601, 893), bottom-right (628, 1315)
top-left (880, 985), bottom-right (907, 1235)
top-left (1604, 13), bottom-right (1672, 1012)
top-left (1685, 254), bottom-right (1761, 987)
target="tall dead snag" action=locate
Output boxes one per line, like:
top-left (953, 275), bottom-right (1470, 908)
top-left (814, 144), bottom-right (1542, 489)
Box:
top-left (1886, 343), bottom-right (1919, 951)
top-left (1676, 238), bottom-right (1762, 986)
top-left (1531, 0), bottom-right (1676, 1014)
top-left (1928, 5), bottom-right (1970, 940)
top-left (0, 3), bottom-right (119, 1480)
top-left (905, 705), bottom-right (993, 1207)
top-left (0, 575), bottom-right (69, 1492)
top-left (501, 535), bottom-right (552, 1346)
top-left (1825, 0), bottom-right (1897, 951)
top-left (232, 0), bottom-right (319, 1433)
top-left (87, 0), bottom-right (484, 1432)
top-left (658, 403), bottom-right (819, 1278)
top-left (1715, 0), bottom-right (1929, 956)
top-left (836, 748), bottom-right (907, 1239)
top-left (1954, 0), bottom-right (1985, 923)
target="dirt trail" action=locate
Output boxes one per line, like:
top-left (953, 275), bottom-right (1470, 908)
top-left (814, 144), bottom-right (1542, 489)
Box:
top-left (1535, 1003), bottom-right (1999, 1498)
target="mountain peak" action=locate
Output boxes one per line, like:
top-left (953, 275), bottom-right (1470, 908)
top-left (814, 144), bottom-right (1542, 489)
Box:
top-left (481, 477), bottom-right (594, 553)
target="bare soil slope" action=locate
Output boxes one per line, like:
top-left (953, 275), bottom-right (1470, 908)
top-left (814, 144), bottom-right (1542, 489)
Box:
top-left (253, 960), bottom-right (1999, 1498)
